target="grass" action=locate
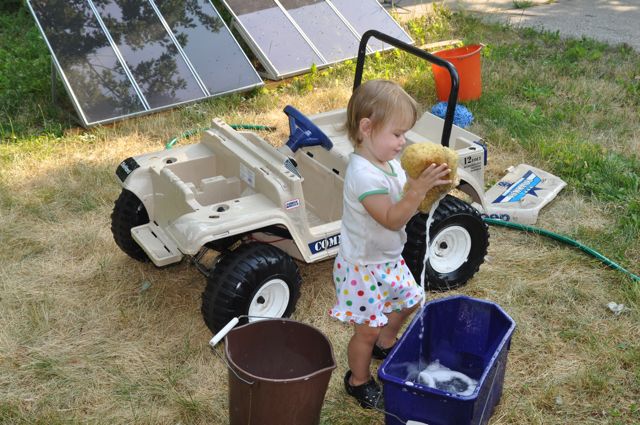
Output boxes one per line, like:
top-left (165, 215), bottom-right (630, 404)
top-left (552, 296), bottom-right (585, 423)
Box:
top-left (1, 3), bottom-right (639, 425)
top-left (512, 1), bottom-right (535, 9)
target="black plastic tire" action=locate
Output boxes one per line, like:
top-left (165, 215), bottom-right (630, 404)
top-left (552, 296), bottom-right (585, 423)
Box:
top-left (111, 189), bottom-right (149, 262)
top-left (201, 243), bottom-right (302, 333)
top-left (402, 195), bottom-right (489, 291)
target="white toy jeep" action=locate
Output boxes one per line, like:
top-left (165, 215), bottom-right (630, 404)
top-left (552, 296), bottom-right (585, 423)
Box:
top-left (111, 31), bottom-right (490, 333)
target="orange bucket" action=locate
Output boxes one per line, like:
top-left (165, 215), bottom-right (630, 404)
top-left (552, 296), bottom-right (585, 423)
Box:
top-left (431, 44), bottom-right (483, 102)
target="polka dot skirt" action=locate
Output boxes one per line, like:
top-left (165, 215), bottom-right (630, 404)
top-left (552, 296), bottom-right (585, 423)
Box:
top-left (329, 252), bottom-right (424, 327)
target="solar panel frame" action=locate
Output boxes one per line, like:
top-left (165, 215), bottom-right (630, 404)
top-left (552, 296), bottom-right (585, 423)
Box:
top-left (26, 0), bottom-right (148, 126)
top-left (154, 0), bottom-right (263, 96)
top-left (278, 0), bottom-right (361, 64)
top-left (147, 0), bottom-right (211, 97)
top-left (222, 0), bottom-right (412, 80)
top-left (27, 0), bottom-right (263, 127)
top-left (222, 0), bottom-right (326, 80)
top-left (85, 0), bottom-right (162, 109)
top-left (327, 0), bottom-right (414, 52)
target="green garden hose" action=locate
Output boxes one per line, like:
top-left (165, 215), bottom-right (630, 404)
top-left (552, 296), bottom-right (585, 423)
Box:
top-left (165, 128), bottom-right (206, 149)
top-left (483, 217), bottom-right (640, 282)
top-left (165, 124), bottom-right (276, 149)
top-left (231, 124), bottom-right (277, 131)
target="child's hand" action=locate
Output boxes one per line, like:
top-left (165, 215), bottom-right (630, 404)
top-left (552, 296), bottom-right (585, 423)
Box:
top-left (364, 163), bottom-right (451, 231)
top-left (406, 163), bottom-right (451, 198)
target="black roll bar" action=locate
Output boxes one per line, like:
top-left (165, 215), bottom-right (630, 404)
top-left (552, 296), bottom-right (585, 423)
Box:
top-left (353, 30), bottom-right (459, 147)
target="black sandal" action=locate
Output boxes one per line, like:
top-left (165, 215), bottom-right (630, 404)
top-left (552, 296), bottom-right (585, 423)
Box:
top-left (344, 370), bottom-right (384, 409)
top-left (372, 339), bottom-right (397, 360)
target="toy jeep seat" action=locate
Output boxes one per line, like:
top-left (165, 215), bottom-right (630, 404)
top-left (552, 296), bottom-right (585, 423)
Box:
top-left (280, 105), bottom-right (343, 228)
top-left (294, 147), bottom-right (344, 227)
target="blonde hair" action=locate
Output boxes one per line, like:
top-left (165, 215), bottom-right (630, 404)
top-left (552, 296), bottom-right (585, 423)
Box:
top-left (345, 79), bottom-right (419, 146)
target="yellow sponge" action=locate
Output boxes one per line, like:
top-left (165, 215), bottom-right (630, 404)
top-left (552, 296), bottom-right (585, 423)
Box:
top-left (400, 143), bottom-right (459, 213)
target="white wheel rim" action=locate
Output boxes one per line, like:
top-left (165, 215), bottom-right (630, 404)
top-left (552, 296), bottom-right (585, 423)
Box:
top-left (429, 226), bottom-right (472, 274)
top-left (248, 279), bottom-right (290, 321)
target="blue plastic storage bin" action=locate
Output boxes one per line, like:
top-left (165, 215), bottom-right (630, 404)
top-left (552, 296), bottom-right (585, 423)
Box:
top-left (378, 295), bottom-right (516, 425)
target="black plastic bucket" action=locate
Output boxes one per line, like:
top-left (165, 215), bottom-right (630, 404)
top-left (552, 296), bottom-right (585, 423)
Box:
top-left (224, 319), bottom-right (336, 425)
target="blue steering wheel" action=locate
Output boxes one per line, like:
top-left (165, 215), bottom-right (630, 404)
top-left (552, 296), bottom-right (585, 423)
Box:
top-left (284, 105), bottom-right (333, 153)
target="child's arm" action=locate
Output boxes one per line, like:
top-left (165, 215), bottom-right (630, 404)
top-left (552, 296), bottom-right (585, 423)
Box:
top-left (362, 163), bottom-right (451, 231)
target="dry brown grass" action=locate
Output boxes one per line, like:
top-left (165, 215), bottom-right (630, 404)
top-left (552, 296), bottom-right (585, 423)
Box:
top-left (2, 13), bottom-right (639, 425)
top-left (1, 88), bottom-right (637, 424)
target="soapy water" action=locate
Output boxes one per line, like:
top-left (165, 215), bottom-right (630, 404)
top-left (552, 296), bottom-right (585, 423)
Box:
top-left (416, 197), bottom-right (446, 370)
top-left (418, 196), bottom-right (444, 306)
top-left (401, 200), bottom-right (479, 398)
top-left (403, 359), bottom-right (478, 397)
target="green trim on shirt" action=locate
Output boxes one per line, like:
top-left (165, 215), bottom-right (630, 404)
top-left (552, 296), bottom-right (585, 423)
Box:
top-left (365, 158), bottom-right (398, 177)
top-left (359, 189), bottom-right (389, 202)
top-left (372, 161), bottom-right (397, 177)
top-left (353, 153), bottom-right (398, 177)
top-left (389, 161), bottom-right (398, 177)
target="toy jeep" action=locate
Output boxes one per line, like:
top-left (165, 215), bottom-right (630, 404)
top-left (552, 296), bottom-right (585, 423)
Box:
top-left (111, 31), bottom-right (490, 333)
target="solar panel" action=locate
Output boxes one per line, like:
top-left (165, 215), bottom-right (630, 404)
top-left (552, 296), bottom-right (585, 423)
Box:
top-left (155, 0), bottom-right (262, 95)
top-left (279, 0), bottom-right (360, 63)
top-left (223, 0), bottom-right (324, 79)
top-left (328, 0), bottom-right (413, 52)
top-left (28, 0), bottom-right (146, 125)
top-left (90, 0), bottom-right (207, 108)
top-left (27, 0), bottom-right (262, 127)
top-left (222, 0), bottom-right (413, 79)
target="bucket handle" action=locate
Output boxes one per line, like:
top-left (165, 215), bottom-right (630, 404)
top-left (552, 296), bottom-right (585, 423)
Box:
top-left (209, 317), bottom-right (240, 348)
top-left (353, 29), bottom-right (459, 148)
top-left (208, 316), bottom-right (258, 387)
top-left (208, 315), bottom-right (280, 348)
top-left (208, 315), bottom-right (284, 387)
top-left (210, 343), bottom-right (255, 386)
top-left (209, 314), bottom-right (304, 385)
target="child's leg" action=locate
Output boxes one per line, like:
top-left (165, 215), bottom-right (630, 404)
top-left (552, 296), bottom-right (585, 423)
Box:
top-left (373, 256), bottom-right (424, 350)
top-left (376, 304), bottom-right (419, 349)
top-left (348, 323), bottom-right (381, 386)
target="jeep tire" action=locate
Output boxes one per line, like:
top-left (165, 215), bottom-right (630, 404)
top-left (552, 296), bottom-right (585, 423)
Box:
top-left (111, 189), bottom-right (149, 262)
top-left (403, 195), bottom-right (489, 291)
top-left (201, 243), bottom-right (302, 333)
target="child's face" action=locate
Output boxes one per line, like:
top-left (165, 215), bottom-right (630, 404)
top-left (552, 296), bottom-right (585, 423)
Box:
top-left (360, 116), bottom-right (413, 163)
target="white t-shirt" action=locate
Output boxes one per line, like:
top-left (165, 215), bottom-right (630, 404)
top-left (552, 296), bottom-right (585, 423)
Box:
top-left (339, 153), bottom-right (408, 265)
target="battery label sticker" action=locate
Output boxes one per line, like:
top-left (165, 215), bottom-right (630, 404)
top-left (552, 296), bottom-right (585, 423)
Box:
top-left (285, 199), bottom-right (300, 210)
top-left (239, 163), bottom-right (255, 188)
top-left (116, 157), bottom-right (140, 182)
top-left (462, 154), bottom-right (483, 172)
top-left (308, 234), bottom-right (341, 254)
top-left (493, 170), bottom-right (542, 203)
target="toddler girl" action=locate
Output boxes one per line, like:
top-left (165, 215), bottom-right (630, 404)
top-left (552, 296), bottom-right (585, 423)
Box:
top-left (329, 79), bottom-right (451, 408)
